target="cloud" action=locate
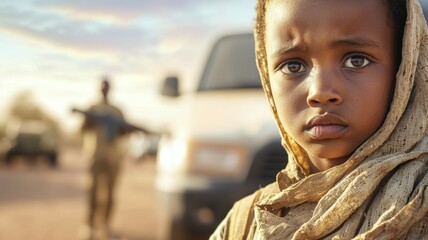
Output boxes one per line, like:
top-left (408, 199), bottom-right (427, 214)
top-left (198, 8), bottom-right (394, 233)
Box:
top-left (0, 5), bottom-right (158, 57)
top-left (36, 0), bottom-right (228, 23)
top-left (42, 0), bottom-right (188, 17)
top-left (0, 0), bottom-right (255, 59)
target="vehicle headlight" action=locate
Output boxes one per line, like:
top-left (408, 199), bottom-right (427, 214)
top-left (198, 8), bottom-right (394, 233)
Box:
top-left (157, 137), bottom-right (189, 173)
top-left (188, 142), bottom-right (248, 177)
top-left (157, 137), bottom-right (248, 178)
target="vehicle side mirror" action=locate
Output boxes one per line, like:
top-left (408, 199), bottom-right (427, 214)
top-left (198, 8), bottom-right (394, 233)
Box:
top-left (160, 76), bottom-right (180, 97)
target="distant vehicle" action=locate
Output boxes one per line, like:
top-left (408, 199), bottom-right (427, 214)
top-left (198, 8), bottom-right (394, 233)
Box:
top-left (3, 119), bottom-right (59, 167)
top-left (155, 32), bottom-right (288, 240)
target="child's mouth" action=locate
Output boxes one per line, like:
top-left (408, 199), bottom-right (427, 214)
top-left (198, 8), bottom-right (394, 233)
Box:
top-left (306, 124), bottom-right (347, 140)
top-left (305, 113), bottom-right (348, 140)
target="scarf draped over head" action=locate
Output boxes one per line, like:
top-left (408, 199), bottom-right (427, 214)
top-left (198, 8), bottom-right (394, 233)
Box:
top-left (252, 0), bottom-right (428, 239)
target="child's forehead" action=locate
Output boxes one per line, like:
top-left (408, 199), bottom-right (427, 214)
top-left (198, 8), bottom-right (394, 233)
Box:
top-left (263, 0), bottom-right (395, 56)
top-left (265, 0), bottom-right (391, 29)
top-left (266, 0), bottom-right (389, 14)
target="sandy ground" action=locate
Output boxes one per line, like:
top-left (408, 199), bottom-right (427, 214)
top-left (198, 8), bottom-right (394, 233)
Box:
top-left (0, 144), bottom-right (160, 240)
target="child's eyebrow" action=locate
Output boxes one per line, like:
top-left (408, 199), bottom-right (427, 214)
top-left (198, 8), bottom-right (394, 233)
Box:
top-left (330, 38), bottom-right (382, 49)
top-left (270, 38), bottom-right (381, 59)
top-left (270, 43), bottom-right (306, 58)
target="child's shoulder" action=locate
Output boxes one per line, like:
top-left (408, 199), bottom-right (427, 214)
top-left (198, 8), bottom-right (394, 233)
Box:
top-left (220, 183), bottom-right (280, 239)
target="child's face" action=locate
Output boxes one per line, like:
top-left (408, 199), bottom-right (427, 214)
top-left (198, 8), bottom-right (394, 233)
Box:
top-left (265, 0), bottom-right (396, 170)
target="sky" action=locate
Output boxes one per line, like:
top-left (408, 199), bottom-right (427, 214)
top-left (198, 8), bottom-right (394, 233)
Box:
top-left (0, 0), bottom-right (256, 133)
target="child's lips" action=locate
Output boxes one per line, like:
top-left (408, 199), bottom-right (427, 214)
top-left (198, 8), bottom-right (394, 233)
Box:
top-left (306, 125), bottom-right (347, 139)
top-left (305, 114), bottom-right (348, 140)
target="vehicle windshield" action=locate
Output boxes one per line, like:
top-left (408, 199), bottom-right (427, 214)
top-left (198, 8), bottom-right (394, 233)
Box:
top-left (198, 33), bottom-right (261, 91)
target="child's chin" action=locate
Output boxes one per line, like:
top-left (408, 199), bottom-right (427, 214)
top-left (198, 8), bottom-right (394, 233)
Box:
top-left (307, 147), bottom-right (354, 163)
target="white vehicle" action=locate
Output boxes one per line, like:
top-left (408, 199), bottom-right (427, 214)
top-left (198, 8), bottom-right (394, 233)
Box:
top-left (155, 32), bottom-right (288, 240)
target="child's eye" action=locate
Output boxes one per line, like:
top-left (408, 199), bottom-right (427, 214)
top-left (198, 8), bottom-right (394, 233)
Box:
top-left (279, 61), bottom-right (306, 74)
top-left (343, 55), bottom-right (371, 69)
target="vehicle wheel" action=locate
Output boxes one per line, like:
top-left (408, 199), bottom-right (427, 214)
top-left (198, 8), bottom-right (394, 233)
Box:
top-left (4, 152), bottom-right (15, 166)
top-left (158, 213), bottom-right (199, 240)
top-left (160, 219), bottom-right (195, 240)
top-left (47, 153), bottom-right (58, 167)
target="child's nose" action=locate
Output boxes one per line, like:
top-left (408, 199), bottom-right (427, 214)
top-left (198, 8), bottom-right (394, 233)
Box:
top-left (306, 67), bottom-right (343, 107)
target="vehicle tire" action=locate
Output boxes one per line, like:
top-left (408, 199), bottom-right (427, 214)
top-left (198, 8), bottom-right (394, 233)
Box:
top-left (158, 213), bottom-right (200, 240)
top-left (167, 219), bottom-right (198, 240)
top-left (47, 153), bottom-right (58, 167)
top-left (4, 151), bottom-right (15, 166)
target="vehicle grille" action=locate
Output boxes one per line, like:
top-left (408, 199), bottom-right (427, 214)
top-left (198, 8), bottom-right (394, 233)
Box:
top-left (246, 140), bottom-right (288, 186)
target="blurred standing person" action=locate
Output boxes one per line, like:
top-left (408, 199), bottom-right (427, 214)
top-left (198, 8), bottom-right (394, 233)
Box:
top-left (79, 77), bottom-right (129, 240)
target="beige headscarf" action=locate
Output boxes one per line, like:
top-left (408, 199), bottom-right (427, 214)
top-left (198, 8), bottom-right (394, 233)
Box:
top-left (210, 0), bottom-right (428, 239)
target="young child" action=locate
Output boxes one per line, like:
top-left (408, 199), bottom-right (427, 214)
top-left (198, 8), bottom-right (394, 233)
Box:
top-left (210, 0), bottom-right (427, 239)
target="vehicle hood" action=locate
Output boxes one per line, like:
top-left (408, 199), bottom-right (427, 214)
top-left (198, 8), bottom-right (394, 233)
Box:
top-left (168, 89), bottom-right (279, 140)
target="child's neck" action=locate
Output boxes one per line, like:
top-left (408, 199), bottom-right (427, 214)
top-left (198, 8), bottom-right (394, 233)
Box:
top-left (308, 155), bottom-right (350, 173)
